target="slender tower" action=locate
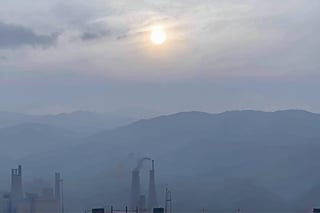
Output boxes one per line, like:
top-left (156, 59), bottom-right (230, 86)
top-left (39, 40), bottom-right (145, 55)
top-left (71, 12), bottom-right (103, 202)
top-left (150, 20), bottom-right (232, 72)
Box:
top-left (11, 165), bottom-right (23, 201)
top-left (148, 160), bottom-right (157, 210)
top-left (131, 170), bottom-right (140, 209)
top-left (55, 173), bottom-right (61, 203)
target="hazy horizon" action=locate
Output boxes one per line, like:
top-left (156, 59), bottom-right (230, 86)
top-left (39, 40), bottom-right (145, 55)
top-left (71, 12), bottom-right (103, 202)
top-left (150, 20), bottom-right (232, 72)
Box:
top-left (1, 108), bottom-right (319, 118)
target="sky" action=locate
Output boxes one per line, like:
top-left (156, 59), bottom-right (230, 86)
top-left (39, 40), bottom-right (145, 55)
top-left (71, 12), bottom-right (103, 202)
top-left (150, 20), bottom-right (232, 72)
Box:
top-left (0, 0), bottom-right (319, 115)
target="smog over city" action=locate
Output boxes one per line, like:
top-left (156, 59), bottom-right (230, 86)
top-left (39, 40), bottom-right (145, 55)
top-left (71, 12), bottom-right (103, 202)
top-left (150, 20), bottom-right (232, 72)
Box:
top-left (0, 1), bottom-right (320, 213)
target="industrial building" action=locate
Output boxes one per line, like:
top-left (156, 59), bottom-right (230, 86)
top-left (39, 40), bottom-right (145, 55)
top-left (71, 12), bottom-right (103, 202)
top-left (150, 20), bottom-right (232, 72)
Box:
top-left (0, 165), bottom-right (62, 213)
top-left (130, 159), bottom-right (158, 212)
top-left (89, 158), bottom-right (169, 213)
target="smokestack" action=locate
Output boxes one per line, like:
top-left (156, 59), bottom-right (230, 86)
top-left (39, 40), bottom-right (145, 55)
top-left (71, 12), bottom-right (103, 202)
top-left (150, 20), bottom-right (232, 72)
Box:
top-left (18, 165), bottom-right (22, 176)
top-left (135, 157), bottom-right (151, 170)
top-left (139, 195), bottom-right (146, 211)
top-left (55, 172), bottom-right (61, 203)
top-left (11, 165), bottom-right (23, 201)
top-left (131, 170), bottom-right (140, 209)
top-left (148, 160), bottom-right (157, 210)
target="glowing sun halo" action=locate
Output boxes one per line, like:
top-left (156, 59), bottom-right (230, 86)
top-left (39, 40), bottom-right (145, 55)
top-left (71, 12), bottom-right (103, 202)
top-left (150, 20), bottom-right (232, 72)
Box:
top-left (150, 28), bottom-right (167, 45)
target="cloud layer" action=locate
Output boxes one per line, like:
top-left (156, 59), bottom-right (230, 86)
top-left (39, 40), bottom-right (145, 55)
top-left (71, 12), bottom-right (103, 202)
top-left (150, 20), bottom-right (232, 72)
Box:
top-left (0, 0), bottom-right (319, 113)
top-left (0, 22), bottom-right (56, 49)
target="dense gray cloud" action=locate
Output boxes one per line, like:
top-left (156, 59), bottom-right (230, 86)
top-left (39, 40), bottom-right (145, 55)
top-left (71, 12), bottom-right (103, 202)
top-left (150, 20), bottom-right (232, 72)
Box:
top-left (0, 21), bottom-right (56, 49)
top-left (81, 30), bottom-right (111, 41)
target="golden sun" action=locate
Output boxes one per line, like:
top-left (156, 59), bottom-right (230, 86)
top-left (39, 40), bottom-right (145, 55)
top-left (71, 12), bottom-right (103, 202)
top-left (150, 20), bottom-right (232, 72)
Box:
top-left (150, 27), bottom-right (167, 45)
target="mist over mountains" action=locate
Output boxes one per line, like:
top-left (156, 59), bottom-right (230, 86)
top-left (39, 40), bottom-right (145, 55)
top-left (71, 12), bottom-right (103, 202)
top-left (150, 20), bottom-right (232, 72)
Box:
top-left (1, 110), bottom-right (320, 213)
top-left (0, 111), bottom-right (134, 134)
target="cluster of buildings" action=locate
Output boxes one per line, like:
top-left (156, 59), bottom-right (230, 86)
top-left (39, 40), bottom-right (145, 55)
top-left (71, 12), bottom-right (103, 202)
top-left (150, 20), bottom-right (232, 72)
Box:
top-left (0, 165), bottom-right (62, 213)
top-left (93, 158), bottom-right (164, 213)
top-left (0, 159), bottom-right (163, 213)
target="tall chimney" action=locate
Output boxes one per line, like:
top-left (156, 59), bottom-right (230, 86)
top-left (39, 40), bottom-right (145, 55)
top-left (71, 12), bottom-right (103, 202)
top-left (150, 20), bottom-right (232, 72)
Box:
top-left (131, 170), bottom-right (140, 209)
top-left (11, 165), bottom-right (23, 201)
top-left (18, 165), bottom-right (22, 176)
top-left (55, 172), bottom-right (61, 203)
top-left (148, 160), bottom-right (157, 210)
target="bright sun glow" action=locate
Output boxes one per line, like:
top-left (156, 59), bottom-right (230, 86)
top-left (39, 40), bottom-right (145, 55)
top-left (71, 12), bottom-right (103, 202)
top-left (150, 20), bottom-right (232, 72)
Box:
top-left (150, 27), bottom-right (167, 45)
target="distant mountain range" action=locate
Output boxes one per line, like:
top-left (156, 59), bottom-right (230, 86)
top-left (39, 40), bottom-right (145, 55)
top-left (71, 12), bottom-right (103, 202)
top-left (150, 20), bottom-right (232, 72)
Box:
top-left (0, 111), bottom-right (134, 134)
top-left (0, 123), bottom-right (84, 159)
top-left (1, 110), bottom-right (320, 212)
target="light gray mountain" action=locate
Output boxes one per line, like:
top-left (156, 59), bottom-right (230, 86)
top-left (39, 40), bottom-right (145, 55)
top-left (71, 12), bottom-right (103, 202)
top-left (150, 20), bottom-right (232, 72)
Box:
top-left (0, 122), bottom-right (86, 189)
top-left (33, 111), bottom-right (134, 134)
top-left (0, 111), bottom-right (33, 128)
top-left (19, 110), bottom-right (320, 213)
top-left (0, 111), bottom-right (134, 134)
top-left (0, 123), bottom-right (83, 159)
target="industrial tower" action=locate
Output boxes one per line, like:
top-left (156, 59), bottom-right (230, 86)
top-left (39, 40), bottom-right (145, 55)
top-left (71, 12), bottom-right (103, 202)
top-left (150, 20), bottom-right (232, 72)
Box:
top-left (147, 160), bottom-right (157, 211)
top-left (130, 170), bottom-right (141, 209)
top-left (11, 165), bottom-right (23, 201)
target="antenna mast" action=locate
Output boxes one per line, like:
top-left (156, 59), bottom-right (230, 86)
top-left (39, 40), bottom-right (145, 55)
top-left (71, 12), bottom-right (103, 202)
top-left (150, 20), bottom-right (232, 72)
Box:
top-left (61, 178), bottom-right (65, 213)
top-left (165, 187), bottom-right (172, 213)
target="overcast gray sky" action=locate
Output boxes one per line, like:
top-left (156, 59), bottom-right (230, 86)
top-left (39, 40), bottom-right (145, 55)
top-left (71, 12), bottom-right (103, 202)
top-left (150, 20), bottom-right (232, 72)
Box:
top-left (0, 0), bottom-right (319, 115)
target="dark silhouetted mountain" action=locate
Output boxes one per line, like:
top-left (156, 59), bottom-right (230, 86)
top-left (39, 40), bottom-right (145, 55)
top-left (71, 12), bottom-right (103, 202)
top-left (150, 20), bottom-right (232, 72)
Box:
top-left (9, 110), bottom-right (320, 212)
